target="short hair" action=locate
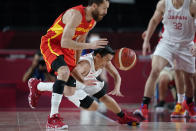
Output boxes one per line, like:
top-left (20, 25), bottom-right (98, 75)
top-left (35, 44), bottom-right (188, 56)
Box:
top-left (93, 45), bottom-right (115, 57)
top-left (88, 0), bottom-right (110, 6)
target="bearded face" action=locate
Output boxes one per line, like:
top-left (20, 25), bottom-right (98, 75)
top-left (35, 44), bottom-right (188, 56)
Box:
top-left (92, 9), bottom-right (106, 22)
top-left (91, 1), bottom-right (109, 22)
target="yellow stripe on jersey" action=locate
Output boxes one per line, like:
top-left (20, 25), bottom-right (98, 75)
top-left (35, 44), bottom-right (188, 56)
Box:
top-left (47, 19), bottom-right (64, 56)
top-left (75, 27), bottom-right (90, 33)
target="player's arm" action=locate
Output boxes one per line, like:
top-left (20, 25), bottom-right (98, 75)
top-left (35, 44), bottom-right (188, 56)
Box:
top-left (144, 0), bottom-right (164, 42)
top-left (71, 60), bottom-right (97, 86)
top-left (105, 61), bottom-right (123, 96)
top-left (190, 0), bottom-right (196, 19)
top-left (142, 0), bottom-right (165, 55)
top-left (75, 33), bottom-right (89, 63)
top-left (61, 10), bottom-right (107, 50)
top-left (22, 53), bottom-right (40, 82)
top-left (190, 0), bottom-right (196, 56)
top-left (71, 60), bottom-right (90, 83)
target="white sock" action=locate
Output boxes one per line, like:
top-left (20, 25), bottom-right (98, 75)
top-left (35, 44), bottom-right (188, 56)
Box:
top-left (177, 93), bottom-right (185, 103)
top-left (50, 93), bottom-right (63, 117)
top-left (37, 82), bottom-right (53, 92)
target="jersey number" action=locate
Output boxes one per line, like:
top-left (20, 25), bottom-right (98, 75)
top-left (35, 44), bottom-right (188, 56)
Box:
top-left (173, 22), bottom-right (182, 30)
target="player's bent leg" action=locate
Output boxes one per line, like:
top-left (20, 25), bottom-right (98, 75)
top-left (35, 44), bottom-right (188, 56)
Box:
top-left (47, 63), bottom-right (70, 129)
top-left (99, 95), bottom-right (139, 126)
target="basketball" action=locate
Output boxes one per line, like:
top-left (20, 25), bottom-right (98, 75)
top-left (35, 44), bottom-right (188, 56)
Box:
top-left (113, 48), bottom-right (137, 71)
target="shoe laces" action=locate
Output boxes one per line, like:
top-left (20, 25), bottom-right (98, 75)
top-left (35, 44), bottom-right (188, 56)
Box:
top-left (51, 114), bottom-right (63, 123)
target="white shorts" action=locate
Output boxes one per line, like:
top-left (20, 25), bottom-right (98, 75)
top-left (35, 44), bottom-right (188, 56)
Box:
top-left (67, 81), bottom-right (104, 107)
top-left (153, 39), bottom-right (195, 73)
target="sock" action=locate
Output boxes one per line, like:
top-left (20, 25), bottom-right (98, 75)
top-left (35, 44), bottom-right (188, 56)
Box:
top-left (142, 96), bottom-right (151, 107)
top-left (117, 111), bottom-right (124, 118)
top-left (37, 82), bottom-right (53, 92)
top-left (50, 93), bottom-right (63, 117)
top-left (177, 93), bottom-right (185, 103)
top-left (186, 97), bottom-right (193, 105)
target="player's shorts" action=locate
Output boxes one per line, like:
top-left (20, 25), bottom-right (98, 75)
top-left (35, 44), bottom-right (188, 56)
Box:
top-left (40, 36), bottom-right (76, 73)
top-left (153, 39), bottom-right (195, 73)
top-left (67, 81), bottom-right (105, 108)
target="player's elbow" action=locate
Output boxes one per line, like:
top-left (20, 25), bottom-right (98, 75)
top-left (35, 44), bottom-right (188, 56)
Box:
top-left (150, 18), bottom-right (159, 26)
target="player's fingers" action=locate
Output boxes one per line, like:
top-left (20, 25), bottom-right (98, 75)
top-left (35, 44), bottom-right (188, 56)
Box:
top-left (98, 38), bottom-right (108, 41)
top-left (97, 41), bottom-right (108, 45)
top-left (96, 45), bottom-right (106, 49)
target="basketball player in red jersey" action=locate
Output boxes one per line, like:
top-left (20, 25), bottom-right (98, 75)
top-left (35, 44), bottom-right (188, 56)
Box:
top-left (134, 0), bottom-right (196, 120)
top-left (28, 0), bottom-right (109, 129)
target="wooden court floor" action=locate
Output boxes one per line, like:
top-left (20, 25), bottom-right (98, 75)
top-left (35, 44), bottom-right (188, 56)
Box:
top-left (1, 107), bottom-right (196, 131)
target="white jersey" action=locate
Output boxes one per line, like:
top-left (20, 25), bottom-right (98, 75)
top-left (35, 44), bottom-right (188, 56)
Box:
top-left (162, 0), bottom-right (195, 43)
top-left (76, 53), bottom-right (103, 89)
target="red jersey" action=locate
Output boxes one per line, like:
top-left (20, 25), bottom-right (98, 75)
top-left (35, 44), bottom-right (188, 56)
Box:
top-left (40, 5), bottom-right (95, 72)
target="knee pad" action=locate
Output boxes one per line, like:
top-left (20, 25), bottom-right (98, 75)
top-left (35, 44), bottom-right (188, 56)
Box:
top-left (80, 96), bottom-right (94, 109)
top-left (53, 80), bottom-right (67, 94)
top-left (93, 86), bottom-right (106, 99)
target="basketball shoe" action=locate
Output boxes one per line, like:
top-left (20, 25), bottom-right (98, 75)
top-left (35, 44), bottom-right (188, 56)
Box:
top-left (28, 78), bottom-right (41, 109)
top-left (170, 103), bottom-right (186, 118)
top-left (46, 113), bottom-right (68, 129)
top-left (118, 111), bottom-right (140, 126)
top-left (133, 104), bottom-right (148, 120)
top-left (182, 101), bottom-right (196, 118)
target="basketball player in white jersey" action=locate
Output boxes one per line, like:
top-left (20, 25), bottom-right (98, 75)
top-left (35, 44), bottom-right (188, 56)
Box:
top-left (28, 46), bottom-right (139, 126)
top-left (133, 0), bottom-right (196, 120)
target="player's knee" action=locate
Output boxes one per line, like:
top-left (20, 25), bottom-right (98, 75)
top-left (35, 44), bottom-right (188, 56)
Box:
top-left (159, 75), bottom-right (169, 84)
top-left (151, 67), bottom-right (161, 78)
top-left (63, 86), bottom-right (75, 96)
top-left (99, 94), bottom-right (109, 102)
top-left (87, 101), bottom-right (99, 111)
top-left (57, 66), bottom-right (70, 81)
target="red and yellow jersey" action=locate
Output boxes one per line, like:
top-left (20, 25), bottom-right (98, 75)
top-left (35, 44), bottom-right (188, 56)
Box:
top-left (40, 5), bottom-right (95, 72)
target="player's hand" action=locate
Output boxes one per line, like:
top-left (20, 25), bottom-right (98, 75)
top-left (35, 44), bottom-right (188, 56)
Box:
top-left (108, 89), bottom-right (124, 97)
top-left (89, 38), bottom-right (108, 49)
top-left (191, 44), bottom-right (196, 57)
top-left (142, 41), bottom-right (151, 56)
top-left (83, 79), bottom-right (98, 86)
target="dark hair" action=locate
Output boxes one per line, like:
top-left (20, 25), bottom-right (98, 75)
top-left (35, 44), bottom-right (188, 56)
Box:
top-left (93, 45), bottom-right (115, 57)
top-left (88, 0), bottom-right (110, 6)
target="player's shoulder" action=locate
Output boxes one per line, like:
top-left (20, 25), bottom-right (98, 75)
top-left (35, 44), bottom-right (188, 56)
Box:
top-left (64, 9), bottom-right (82, 19)
top-left (156, 0), bottom-right (165, 13)
top-left (157, 0), bottom-right (165, 8)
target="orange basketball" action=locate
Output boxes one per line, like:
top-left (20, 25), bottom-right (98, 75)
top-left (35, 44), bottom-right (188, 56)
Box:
top-left (113, 48), bottom-right (137, 71)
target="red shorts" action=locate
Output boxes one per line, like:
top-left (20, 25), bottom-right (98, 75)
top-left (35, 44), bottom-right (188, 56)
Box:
top-left (40, 36), bottom-right (76, 73)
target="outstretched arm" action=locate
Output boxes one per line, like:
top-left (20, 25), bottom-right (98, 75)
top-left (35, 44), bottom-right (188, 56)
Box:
top-left (105, 61), bottom-right (123, 96)
top-left (22, 53), bottom-right (40, 82)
